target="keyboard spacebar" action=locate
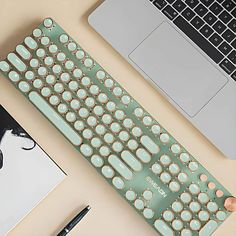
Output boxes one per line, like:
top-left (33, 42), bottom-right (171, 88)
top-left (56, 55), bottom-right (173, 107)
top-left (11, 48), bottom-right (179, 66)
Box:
top-left (174, 16), bottom-right (224, 64)
top-left (29, 91), bottom-right (82, 146)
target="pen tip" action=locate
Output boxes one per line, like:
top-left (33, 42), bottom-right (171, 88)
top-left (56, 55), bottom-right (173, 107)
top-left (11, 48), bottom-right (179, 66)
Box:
top-left (87, 205), bottom-right (91, 210)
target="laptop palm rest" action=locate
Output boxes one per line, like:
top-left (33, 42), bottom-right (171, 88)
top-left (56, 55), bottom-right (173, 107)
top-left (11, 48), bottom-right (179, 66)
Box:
top-left (129, 22), bottom-right (228, 117)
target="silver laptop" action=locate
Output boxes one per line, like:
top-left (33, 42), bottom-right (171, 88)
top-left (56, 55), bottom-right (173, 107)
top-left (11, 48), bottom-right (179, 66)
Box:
top-left (89, 0), bottom-right (236, 160)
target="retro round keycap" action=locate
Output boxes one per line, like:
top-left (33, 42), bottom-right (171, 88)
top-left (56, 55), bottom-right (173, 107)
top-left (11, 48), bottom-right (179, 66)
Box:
top-left (121, 95), bottom-right (131, 105)
top-left (19, 81), bottom-right (30, 92)
top-left (181, 229), bottom-right (192, 236)
top-left (82, 129), bottom-right (93, 139)
top-left (127, 139), bottom-right (138, 150)
top-left (104, 78), bottom-right (114, 88)
top-left (33, 28), bottom-right (42, 38)
top-left (172, 219), bottom-right (183, 231)
top-left (74, 121), bottom-right (85, 131)
top-left (99, 146), bottom-right (110, 157)
top-left (207, 202), bottom-right (218, 212)
top-left (160, 172), bottom-right (171, 184)
top-left (113, 86), bottom-right (123, 97)
top-left (57, 52), bottom-right (66, 62)
top-left (96, 70), bottom-right (106, 80)
top-left (98, 93), bottom-right (108, 103)
top-left (169, 163), bottom-right (180, 175)
top-left (76, 50), bottom-right (85, 60)
top-left (181, 210), bottom-right (192, 222)
top-left (189, 184), bottom-right (200, 195)
top-left (106, 101), bottom-right (116, 112)
top-left (104, 133), bottom-right (114, 144)
top-left (46, 75), bottom-right (56, 85)
top-left (198, 192), bottom-right (209, 204)
top-left (112, 141), bottom-right (123, 152)
top-left (163, 210), bottom-right (174, 222)
top-left (102, 114), bottom-right (112, 125)
top-left (119, 131), bottom-right (129, 142)
top-left (143, 190), bottom-right (153, 201)
top-left (171, 144), bottom-right (181, 154)
top-left (169, 181), bottom-right (180, 192)
top-left (57, 104), bottom-right (68, 114)
top-left (59, 34), bottom-right (69, 43)
top-left (151, 124), bottom-right (161, 135)
top-left (180, 192), bottom-right (192, 204)
top-left (77, 89), bottom-right (87, 100)
top-left (216, 211), bottom-right (227, 221)
top-left (0, 61), bottom-right (10, 72)
top-left (54, 83), bottom-right (64, 93)
top-left (102, 166), bottom-right (114, 178)
top-left (160, 155), bottom-right (171, 166)
top-left (93, 106), bottom-right (104, 116)
top-left (143, 116), bottom-right (152, 126)
top-left (189, 201), bottom-right (201, 213)
top-left (112, 177), bottom-right (125, 189)
top-left (123, 118), bottom-right (134, 129)
top-left (151, 163), bottom-right (162, 175)
top-left (78, 107), bottom-right (89, 118)
top-left (68, 42), bottom-right (77, 52)
top-left (126, 190), bottom-right (136, 201)
top-left (134, 199), bottom-right (145, 210)
top-left (62, 91), bottom-right (72, 101)
top-left (9, 71), bottom-right (20, 82)
top-left (87, 116), bottom-right (97, 127)
top-left (110, 122), bottom-right (121, 133)
top-left (41, 87), bottom-right (51, 97)
top-left (65, 60), bottom-right (75, 70)
top-left (44, 18), bottom-right (53, 28)
top-left (49, 95), bottom-right (59, 106)
top-left (33, 79), bottom-right (43, 89)
top-left (52, 64), bottom-right (62, 74)
top-left (85, 97), bottom-right (95, 108)
top-left (49, 44), bottom-right (58, 54)
top-left (180, 153), bottom-right (190, 163)
top-left (172, 201), bottom-right (183, 212)
top-left (143, 208), bottom-right (154, 219)
top-left (44, 57), bottom-right (54, 66)
top-left (115, 110), bottom-right (125, 120)
top-left (91, 137), bottom-right (102, 148)
top-left (91, 155), bottom-right (104, 168)
top-left (81, 76), bottom-right (91, 87)
top-left (190, 219), bottom-right (201, 231)
top-left (178, 172), bottom-right (188, 183)
top-left (84, 58), bottom-right (93, 67)
top-left (80, 144), bottom-right (93, 157)
top-left (41, 36), bottom-right (50, 46)
top-left (38, 66), bottom-right (47, 76)
top-left (160, 133), bottom-right (170, 143)
top-left (134, 107), bottom-right (144, 118)
top-left (95, 124), bottom-right (106, 135)
top-left (188, 161), bottom-right (199, 172)
top-left (70, 99), bottom-right (80, 110)
top-left (90, 85), bottom-right (99, 95)
top-left (60, 73), bottom-right (70, 83)
top-left (198, 211), bottom-right (210, 221)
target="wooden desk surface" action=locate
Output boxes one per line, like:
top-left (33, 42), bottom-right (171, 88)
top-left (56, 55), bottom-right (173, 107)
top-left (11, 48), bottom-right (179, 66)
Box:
top-left (0, 0), bottom-right (235, 235)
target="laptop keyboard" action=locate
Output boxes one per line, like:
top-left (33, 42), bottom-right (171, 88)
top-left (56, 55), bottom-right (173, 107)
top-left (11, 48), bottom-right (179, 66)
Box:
top-left (149, 0), bottom-right (236, 81)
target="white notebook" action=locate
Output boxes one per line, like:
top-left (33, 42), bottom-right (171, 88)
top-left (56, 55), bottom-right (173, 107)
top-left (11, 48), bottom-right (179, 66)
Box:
top-left (0, 105), bottom-right (66, 236)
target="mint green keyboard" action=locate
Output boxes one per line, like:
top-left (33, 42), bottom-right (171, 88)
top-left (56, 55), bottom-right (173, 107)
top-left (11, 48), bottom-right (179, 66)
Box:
top-left (0, 18), bottom-right (233, 236)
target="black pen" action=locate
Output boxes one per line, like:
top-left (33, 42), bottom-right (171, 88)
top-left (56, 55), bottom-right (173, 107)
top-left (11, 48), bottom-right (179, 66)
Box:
top-left (57, 205), bottom-right (91, 236)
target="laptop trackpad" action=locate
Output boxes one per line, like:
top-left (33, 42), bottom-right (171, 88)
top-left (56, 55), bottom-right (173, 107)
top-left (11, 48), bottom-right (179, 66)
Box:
top-left (129, 22), bottom-right (228, 117)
